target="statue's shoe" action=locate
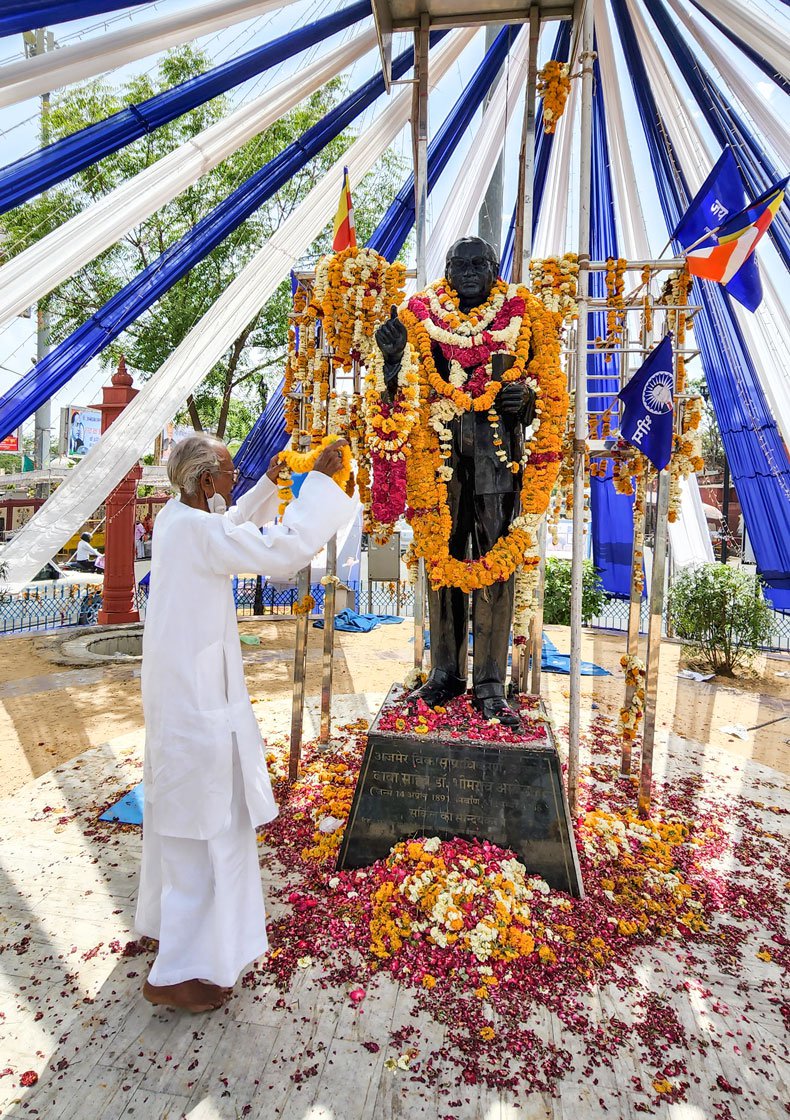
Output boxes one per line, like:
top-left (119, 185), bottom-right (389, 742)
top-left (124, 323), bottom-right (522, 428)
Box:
top-left (472, 694), bottom-right (522, 730)
top-left (407, 670), bottom-right (467, 710)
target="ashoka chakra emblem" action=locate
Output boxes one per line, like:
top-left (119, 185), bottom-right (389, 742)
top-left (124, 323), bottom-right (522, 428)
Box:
top-left (642, 370), bottom-right (674, 415)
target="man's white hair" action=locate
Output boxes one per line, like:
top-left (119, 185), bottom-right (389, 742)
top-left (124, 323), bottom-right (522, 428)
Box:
top-left (166, 433), bottom-right (226, 496)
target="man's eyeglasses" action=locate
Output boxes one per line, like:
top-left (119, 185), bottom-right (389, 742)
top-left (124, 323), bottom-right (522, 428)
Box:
top-left (217, 467), bottom-right (240, 484)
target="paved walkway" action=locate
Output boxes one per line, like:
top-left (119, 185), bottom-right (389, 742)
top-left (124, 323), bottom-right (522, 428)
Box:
top-left (0, 691), bottom-right (787, 1119)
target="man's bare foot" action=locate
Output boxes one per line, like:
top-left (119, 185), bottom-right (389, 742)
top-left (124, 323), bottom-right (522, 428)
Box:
top-left (143, 978), bottom-right (232, 1013)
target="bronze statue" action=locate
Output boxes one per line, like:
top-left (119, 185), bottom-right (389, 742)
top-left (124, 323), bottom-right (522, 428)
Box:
top-left (375, 237), bottom-right (538, 729)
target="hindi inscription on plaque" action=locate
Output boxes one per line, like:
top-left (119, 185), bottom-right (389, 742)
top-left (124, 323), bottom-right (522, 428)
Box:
top-left (337, 687), bottom-right (583, 897)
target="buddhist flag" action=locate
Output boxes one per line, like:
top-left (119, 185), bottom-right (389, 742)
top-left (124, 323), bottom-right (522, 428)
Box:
top-left (618, 333), bottom-right (675, 472)
top-left (332, 166), bottom-right (356, 252)
top-left (683, 175), bottom-right (788, 312)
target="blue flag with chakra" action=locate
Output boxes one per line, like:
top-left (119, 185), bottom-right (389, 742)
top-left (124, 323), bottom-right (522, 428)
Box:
top-left (617, 333), bottom-right (675, 472)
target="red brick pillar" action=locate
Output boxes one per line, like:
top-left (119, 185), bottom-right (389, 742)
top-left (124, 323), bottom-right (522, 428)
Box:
top-left (95, 356), bottom-right (141, 625)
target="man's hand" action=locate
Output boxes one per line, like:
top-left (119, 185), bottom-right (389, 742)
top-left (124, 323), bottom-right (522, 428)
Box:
top-left (266, 453), bottom-right (283, 483)
top-left (498, 382), bottom-right (536, 423)
top-left (314, 438), bottom-right (348, 477)
top-left (375, 305), bottom-right (408, 364)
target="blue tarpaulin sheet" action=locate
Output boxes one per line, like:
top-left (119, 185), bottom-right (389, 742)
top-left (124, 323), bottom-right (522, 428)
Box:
top-left (313, 609), bottom-right (404, 633)
top-left (100, 784), bottom-right (144, 825)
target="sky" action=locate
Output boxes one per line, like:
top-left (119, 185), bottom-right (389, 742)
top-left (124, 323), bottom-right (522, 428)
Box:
top-left (0, 0), bottom-right (787, 450)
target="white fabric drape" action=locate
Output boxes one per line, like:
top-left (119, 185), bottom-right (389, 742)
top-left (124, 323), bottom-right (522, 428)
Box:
top-left (667, 0), bottom-right (788, 164)
top-left (0, 29), bottom-right (477, 591)
top-left (691, 0), bottom-right (790, 83)
top-left (0, 29), bottom-right (377, 333)
top-left (624, 0), bottom-right (790, 455)
top-left (425, 27), bottom-right (529, 281)
top-left (532, 54), bottom-right (578, 256)
top-left (597, 0), bottom-right (713, 566)
top-left (0, 0), bottom-right (292, 109)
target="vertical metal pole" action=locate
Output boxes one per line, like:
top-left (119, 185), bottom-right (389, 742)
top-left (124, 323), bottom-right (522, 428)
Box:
top-left (620, 299), bottom-right (651, 776)
top-left (529, 518), bottom-right (548, 694)
top-left (568, 2), bottom-right (595, 815)
top-left (289, 564), bottom-right (312, 781)
top-left (520, 7), bottom-right (540, 284)
top-left (26, 28), bottom-right (55, 484)
top-left (478, 25), bottom-right (505, 254)
top-left (412, 13), bottom-right (429, 671)
top-left (319, 534), bottom-right (337, 747)
top-left (638, 466), bottom-right (670, 817)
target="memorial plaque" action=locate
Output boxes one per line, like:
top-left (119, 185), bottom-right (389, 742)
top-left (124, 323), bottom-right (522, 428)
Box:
top-left (337, 687), bottom-right (584, 897)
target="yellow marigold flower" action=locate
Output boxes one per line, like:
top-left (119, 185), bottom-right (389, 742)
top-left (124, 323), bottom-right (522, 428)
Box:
top-left (421, 974), bottom-right (437, 989)
top-left (479, 1026), bottom-right (496, 1041)
top-left (652, 1078), bottom-right (673, 1094)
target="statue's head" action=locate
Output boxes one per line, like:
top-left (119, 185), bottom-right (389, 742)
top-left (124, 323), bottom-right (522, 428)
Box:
top-left (445, 237), bottom-right (499, 307)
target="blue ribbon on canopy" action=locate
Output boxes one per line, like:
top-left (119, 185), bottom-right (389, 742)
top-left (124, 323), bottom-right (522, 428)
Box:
top-left (0, 0), bottom-right (152, 37)
top-left (588, 49), bottom-right (637, 599)
top-left (0, 2), bottom-right (371, 215)
top-left (688, 0), bottom-right (790, 97)
top-left (611, 0), bottom-right (790, 609)
top-left (367, 25), bottom-right (518, 260)
top-left (235, 26), bottom-right (521, 496)
top-left (500, 20), bottom-right (571, 280)
top-left (643, 0), bottom-right (790, 273)
top-left (0, 34), bottom-right (444, 444)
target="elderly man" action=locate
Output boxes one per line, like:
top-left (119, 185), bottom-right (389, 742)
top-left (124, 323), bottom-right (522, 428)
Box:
top-left (136, 432), bottom-right (353, 1013)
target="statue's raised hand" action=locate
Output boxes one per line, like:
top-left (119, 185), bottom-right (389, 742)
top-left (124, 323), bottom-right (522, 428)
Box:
top-left (499, 382), bottom-right (537, 425)
top-left (375, 305), bottom-right (408, 364)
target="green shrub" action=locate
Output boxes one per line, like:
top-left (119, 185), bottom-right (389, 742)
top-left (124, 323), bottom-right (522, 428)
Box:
top-left (667, 562), bottom-right (773, 676)
top-left (543, 558), bottom-right (609, 627)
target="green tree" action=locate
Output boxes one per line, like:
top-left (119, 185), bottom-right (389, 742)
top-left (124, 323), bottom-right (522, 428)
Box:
top-left (543, 558), bottom-right (609, 627)
top-left (667, 562), bottom-right (773, 676)
top-left (2, 47), bottom-right (406, 439)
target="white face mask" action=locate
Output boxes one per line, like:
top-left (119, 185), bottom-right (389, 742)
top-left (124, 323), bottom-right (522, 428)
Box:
top-left (206, 482), bottom-right (227, 515)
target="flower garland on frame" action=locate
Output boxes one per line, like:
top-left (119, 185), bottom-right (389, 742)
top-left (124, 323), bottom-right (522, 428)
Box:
top-left (620, 653), bottom-right (646, 741)
top-left (386, 281), bottom-right (568, 594)
top-left (596, 257), bottom-right (627, 362)
top-left (536, 59), bottom-right (571, 133)
top-left (277, 435), bottom-right (353, 516)
top-left (363, 344), bottom-right (421, 529)
top-left (314, 247), bottom-right (407, 368)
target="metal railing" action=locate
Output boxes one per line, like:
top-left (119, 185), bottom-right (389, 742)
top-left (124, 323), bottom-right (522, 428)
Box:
top-left (3, 577), bottom-right (788, 653)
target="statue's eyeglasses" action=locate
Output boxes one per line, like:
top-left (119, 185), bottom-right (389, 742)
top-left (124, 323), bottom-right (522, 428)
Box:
top-left (447, 256), bottom-right (492, 272)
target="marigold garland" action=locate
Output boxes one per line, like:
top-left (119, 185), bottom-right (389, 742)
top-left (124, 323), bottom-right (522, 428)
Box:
top-left (277, 436), bottom-right (353, 515)
top-left (386, 281), bottom-right (568, 592)
top-left (619, 653), bottom-right (646, 741)
top-left (536, 59), bottom-right (571, 133)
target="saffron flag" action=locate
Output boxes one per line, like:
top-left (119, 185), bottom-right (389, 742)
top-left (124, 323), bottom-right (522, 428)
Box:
top-left (672, 148), bottom-right (761, 312)
top-left (618, 333), bottom-right (675, 472)
top-left (332, 166), bottom-right (356, 252)
top-left (683, 174), bottom-right (789, 312)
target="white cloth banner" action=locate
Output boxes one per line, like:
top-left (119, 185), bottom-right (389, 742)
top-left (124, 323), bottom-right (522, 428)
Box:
top-left (691, 0), bottom-right (789, 83)
top-left (596, 0), bottom-right (713, 567)
top-left (0, 29), bottom-right (377, 333)
top-left (0, 0), bottom-right (291, 109)
top-left (667, 0), bottom-right (788, 164)
top-left (0, 29), bottom-right (477, 591)
top-left (425, 27), bottom-right (529, 281)
top-left (625, 0), bottom-right (790, 455)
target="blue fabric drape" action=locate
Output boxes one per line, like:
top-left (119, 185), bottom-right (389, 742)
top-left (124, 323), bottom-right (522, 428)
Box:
top-left (0, 1), bottom-right (151, 37)
top-left (588, 50), bottom-right (636, 599)
top-left (0, 2), bottom-right (371, 215)
top-left (688, 1), bottom-right (790, 97)
top-left (233, 386), bottom-right (286, 497)
top-left (499, 20), bottom-right (572, 281)
top-left (368, 25), bottom-right (518, 260)
top-left (0, 36), bottom-right (440, 443)
top-left (611, 0), bottom-right (790, 608)
top-left (643, 0), bottom-right (790, 272)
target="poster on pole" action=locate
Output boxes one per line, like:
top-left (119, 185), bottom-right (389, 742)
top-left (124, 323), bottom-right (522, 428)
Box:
top-left (0, 433), bottom-right (19, 452)
top-left (158, 422), bottom-right (193, 463)
top-left (62, 406), bottom-right (102, 457)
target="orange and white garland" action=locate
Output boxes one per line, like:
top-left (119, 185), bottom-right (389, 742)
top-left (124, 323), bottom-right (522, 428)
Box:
top-left (537, 59), bottom-right (571, 134)
top-left (384, 281), bottom-right (568, 594)
top-left (620, 653), bottom-right (646, 741)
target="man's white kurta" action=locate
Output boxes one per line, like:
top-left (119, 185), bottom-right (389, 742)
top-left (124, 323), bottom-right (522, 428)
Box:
top-left (141, 470), bottom-right (354, 840)
top-left (135, 470), bottom-right (354, 987)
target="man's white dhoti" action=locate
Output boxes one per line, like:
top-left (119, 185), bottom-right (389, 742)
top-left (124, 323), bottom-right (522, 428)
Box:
top-left (136, 740), bottom-right (267, 988)
top-left (135, 468), bottom-right (355, 990)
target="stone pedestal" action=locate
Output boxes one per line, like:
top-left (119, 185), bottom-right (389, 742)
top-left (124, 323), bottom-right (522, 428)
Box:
top-left (337, 687), bottom-right (584, 897)
top-left (95, 356), bottom-right (140, 626)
